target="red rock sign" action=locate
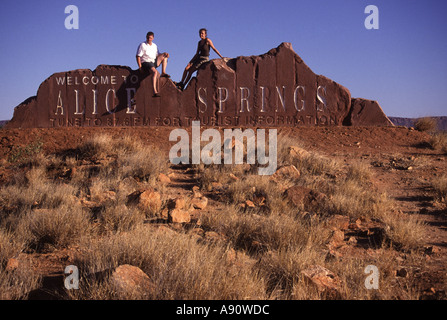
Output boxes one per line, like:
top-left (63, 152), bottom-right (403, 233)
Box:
top-left (6, 43), bottom-right (393, 128)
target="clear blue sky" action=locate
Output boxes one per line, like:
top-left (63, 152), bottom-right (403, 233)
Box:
top-left (0, 0), bottom-right (446, 120)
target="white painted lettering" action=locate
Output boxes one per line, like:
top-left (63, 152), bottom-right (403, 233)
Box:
top-left (218, 87), bottom-right (228, 113)
top-left (239, 87), bottom-right (250, 112)
top-left (198, 87), bottom-right (208, 113)
top-left (105, 89), bottom-right (117, 114)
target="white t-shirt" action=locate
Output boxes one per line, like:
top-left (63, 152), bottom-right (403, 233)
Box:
top-left (136, 42), bottom-right (159, 63)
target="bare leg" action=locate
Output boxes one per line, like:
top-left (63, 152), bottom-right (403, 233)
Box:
top-left (157, 53), bottom-right (169, 76)
top-left (181, 63), bottom-right (192, 83)
top-left (151, 67), bottom-right (159, 94)
top-left (182, 65), bottom-right (198, 88)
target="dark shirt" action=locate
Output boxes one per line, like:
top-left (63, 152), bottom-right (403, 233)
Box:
top-left (198, 39), bottom-right (210, 57)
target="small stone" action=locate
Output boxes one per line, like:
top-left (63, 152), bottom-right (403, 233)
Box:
top-left (190, 196), bottom-right (208, 210)
top-left (301, 265), bottom-right (340, 298)
top-left (110, 264), bottom-right (154, 298)
top-left (168, 208), bottom-right (191, 224)
top-left (271, 165), bottom-right (300, 183)
top-left (158, 173), bottom-right (171, 184)
top-left (5, 258), bottom-right (19, 272)
top-left (167, 197), bottom-right (186, 210)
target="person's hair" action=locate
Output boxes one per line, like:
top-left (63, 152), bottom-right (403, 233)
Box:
top-left (146, 31), bottom-right (154, 39)
top-left (199, 28), bottom-right (207, 34)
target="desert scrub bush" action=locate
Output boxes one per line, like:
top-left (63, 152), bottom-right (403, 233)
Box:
top-left (200, 204), bottom-right (330, 256)
top-left (78, 134), bottom-right (168, 184)
top-left (197, 163), bottom-right (252, 191)
top-left (70, 225), bottom-right (268, 300)
top-left (414, 117), bottom-right (438, 132)
top-left (256, 245), bottom-right (328, 298)
top-left (117, 144), bottom-right (168, 183)
top-left (380, 212), bottom-right (425, 251)
top-left (8, 139), bottom-right (43, 164)
top-left (429, 132), bottom-right (447, 154)
top-left (277, 134), bottom-right (341, 176)
top-left (77, 134), bottom-right (115, 160)
top-left (226, 174), bottom-right (289, 214)
top-left (346, 161), bottom-right (373, 184)
top-left (0, 166), bottom-right (79, 229)
top-left (326, 179), bottom-right (392, 220)
top-left (432, 174), bottom-right (447, 203)
top-left (1, 225), bottom-right (39, 299)
top-left (16, 204), bottom-right (91, 252)
top-left (0, 264), bottom-right (41, 300)
top-left (97, 204), bottom-right (145, 234)
top-left (0, 229), bottom-right (21, 269)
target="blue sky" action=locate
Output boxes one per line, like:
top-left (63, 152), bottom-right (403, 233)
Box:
top-left (0, 0), bottom-right (446, 120)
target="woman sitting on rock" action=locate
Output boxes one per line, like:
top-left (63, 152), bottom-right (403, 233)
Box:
top-left (177, 28), bottom-right (224, 90)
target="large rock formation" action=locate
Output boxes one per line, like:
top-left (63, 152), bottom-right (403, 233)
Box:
top-left (6, 43), bottom-right (393, 128)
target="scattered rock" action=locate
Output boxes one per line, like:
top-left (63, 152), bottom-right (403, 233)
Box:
top-left (166, 197), bottom-right (187, 210)
top-left (190, 196), bottom-right (208, 210)
top-left (5, 257), bottom-right (20, 272)
top-left (127, 189), bottom-right (162, 214)
top-left (424, 245), bottom-right (440, 255)
top-left (229, 173), bottom-right (239, 181)
top-left (285, 185), bottom-right (327, 209)
top-left (168, 208), bottom-right (191, 224)
top-left (138, 189), bottom-right (162, 213)
top-left (301, 265), bottom-right (340, 298)
top-left (288, 146), bottom-right (310, 159)
top-left (270, 165), bottom-right (300, 183)
top-left (110, 264), bottom-right (154, 299)
top-left (245, 200), bottom-right (256, 208)
top-left (158, 173), bottom-right (171, 184)
top-left (192, 186), bottom-right (203, 198)
top-left (326, 214), bottom-right (350, 231)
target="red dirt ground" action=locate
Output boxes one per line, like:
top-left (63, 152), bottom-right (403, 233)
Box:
top-left (1, 125), bottom-right (446, 299)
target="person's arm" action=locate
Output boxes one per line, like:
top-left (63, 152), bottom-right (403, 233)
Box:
top-left (136, 55), bottom-right (142, 70)
top-left (136, 43), bottom-right (143, 70)
top-left (208, 39), bottom-right (223, 59)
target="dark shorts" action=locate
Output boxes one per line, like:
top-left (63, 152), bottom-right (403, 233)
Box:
top-left (190, 56), bottom-right (209, 69)
top-left (142, 61), bottom-right (159, 72)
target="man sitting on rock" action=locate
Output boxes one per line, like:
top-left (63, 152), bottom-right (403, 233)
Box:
top-left (136, 31), bottom-right (170, 97)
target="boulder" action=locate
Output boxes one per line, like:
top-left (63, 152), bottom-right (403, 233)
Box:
top-left (301, 265), bottom-right (340, 298)
top-left (110, 264), bottom-right (154, 299)
top-left (127, 189), bottom-right (162, 214)
top-left (6, 43), bottom-right (385, 129)
top-left (285, 185), bottom-right (327, 209)
top-left (168, 208), bottom-right (191, 224)
top-left (270, 165), bottom-right (300, 183)
top-left (190, 196), bottom-right (208, 210)
top-left (348, 98), bottom-right (394, 127)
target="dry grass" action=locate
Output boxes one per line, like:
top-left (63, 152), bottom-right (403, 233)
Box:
top-left (432, 174), bottom-right (447, 204)
top-left (70, 225), bottom-right (268, 300)
top-left (16, 205), bottom-right (91, 252)
top-left (0, 229), bottom-right (41, 299)
top-left (0, 132), bottom-right (431, 300)
top-left (429, 132), bottom-right (447, 154)
top-left (414, 117), bottom-right (438, 132)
